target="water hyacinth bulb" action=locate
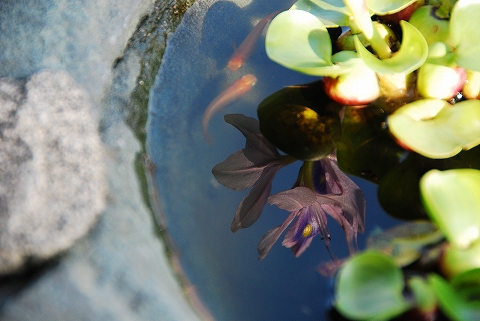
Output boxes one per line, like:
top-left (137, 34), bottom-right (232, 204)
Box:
top-left (323, 51), bottom-right (380, 105)
top-left (463, 69), bottom-right (480, 99)
top-left (416, 63), bottom-right (466, 99)
top-left (442, 241), bottom-right (480, 279)
top-left (408, 5), bottom-right (450, 45)
top-left (375, 0), bottom-right (422, 24)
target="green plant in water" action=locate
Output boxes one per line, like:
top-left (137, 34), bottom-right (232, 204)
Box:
top-left (334, 169), bottom-right (480, 320)
top-left (210, 0), bottom-right (480, 319)
top-left (263, 0), bottom-right (480, 158)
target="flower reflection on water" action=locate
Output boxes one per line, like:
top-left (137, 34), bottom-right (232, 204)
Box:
top-left (212, 113), bottom-right (366, 261)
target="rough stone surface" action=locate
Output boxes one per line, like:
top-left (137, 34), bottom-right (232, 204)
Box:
top-left (0, 70), bottom-right (106, 274)
top-left (0, 0), bottom-right (206, 319)
top-left (0, 120), bottom-right (202, 321)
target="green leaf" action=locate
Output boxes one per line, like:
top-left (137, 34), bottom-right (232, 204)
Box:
top-left (335, 251), bottom-right (410, 320)
top-left (452, 268), bottom-right (480, 288)
top-left (430, 274), bottom-right (480, 321)
top-left (366, 0), bottom-right (416, 15)
top-left (388, 99), bottom-right (480, 158)
top-left (408, 276), bottom-right (437, 313)
top-left (420, 169), bottom-right (480, 249)
top-left (449, 0), bottom-right (480, 72)
top-left (355, 20), bottom-right (428, 74)
top-left (293, 0), bottom-right (351, 27)
top-left (265, 10), bottom-right (350, 76)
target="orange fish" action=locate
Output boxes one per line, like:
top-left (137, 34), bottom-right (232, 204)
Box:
top-left (227, 11), bottom-right (281, 71)
top-left (202, 74), bottom-right (257, 141)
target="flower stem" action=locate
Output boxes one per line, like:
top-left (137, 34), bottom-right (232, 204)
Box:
top-left (344, 0), bottom-right (391, 59)
top-left (301, 161), bottom-right (315, 190)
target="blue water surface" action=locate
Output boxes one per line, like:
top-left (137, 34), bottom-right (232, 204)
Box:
top-left (147, 1), bottom-right (400, 320)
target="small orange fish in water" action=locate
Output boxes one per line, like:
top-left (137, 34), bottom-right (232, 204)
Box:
top-left (202, 74), bottom-right (257, 141)
top-left (227, 11), bottom-right (281, 71)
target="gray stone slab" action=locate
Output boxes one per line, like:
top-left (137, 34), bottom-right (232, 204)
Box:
top-left (0, 70), bottom-right (105, 275)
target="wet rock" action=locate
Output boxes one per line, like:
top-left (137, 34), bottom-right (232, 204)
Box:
top-left (0, 70), bottom-right (106, 275)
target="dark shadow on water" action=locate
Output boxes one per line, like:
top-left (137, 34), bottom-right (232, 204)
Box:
top-left (0, 257), bottom-right (61, 312)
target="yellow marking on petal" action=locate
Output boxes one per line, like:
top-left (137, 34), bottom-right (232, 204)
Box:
top-left (302, 224), bottom-right (313, 238)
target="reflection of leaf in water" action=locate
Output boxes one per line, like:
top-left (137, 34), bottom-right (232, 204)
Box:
top-left (378, 146), bottom-right (480, 220)
top-left (257, 80), bottom-right (342, 161)
top-left (366, 220), bottom-right (444, 267)
top-left (336, 106), bottom-right (404, 184)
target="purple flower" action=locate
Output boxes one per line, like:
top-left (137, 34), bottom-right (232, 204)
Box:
top-left (212, 114), bottom-right (295, 232)
top-left (257, 154), bottom-right (366, 260)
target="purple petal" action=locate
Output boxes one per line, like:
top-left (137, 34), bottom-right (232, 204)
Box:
top-left (321, 155), bottom-right (366, 233)
top-left (224, 114), bottom-right (280, 159)
top-left (282, 208), bottom-right (319, 257)
top-left (281, 202), bottom-right (332, 257)
top-left (320, 154), bottom-right (343, 194)
top-left (290, 237), bottom-right (314, 257)
top-left (282, 208), bottom-right (312, 247)
top-left (230, 164), bottom-right (280, 232)
top-left (267, 187), bottom-right (317, 212)
top-left (312, 202), bottom-right (331, 241)
top-left (212, 150), bottom-right (267, 190)
top-left (321, 203), bottom-right (358, 255)
top-left (257, 211), bottom-right (297, 260)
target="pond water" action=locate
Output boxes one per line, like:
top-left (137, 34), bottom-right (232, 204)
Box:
top-left (147, 0), bottom-right (400, 320)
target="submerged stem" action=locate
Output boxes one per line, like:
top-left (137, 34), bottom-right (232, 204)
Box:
top-left (300, 161), bottom-right (315, 190)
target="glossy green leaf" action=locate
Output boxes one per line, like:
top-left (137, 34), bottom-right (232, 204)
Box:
top-left (420, 169), bottom-right (480, 249)
top-left (355, 20), bottom-right (427, 74)
top-left (388, 99), bottom-right (480, 158)
top-left (366, 0), bottom-right (416, 14)
top-left (449, 0), bottom-right (480, 72)
top-left (266, 10), bottom-right (350, 76)
top-left (335, 251), bottom-right (410, 320)
top-left (293, 0), bottom-right (351, 27)
top-left (430, 274), bottom-right (480, 321)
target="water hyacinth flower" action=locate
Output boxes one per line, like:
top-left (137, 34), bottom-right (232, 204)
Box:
top-left (212, 114), bottom-right (295, 232)
top-left (257, 154), bottom-right (366, 260)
